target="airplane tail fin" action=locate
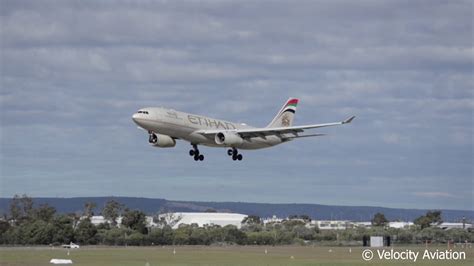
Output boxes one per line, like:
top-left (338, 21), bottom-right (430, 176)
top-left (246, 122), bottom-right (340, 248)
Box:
top-left (266, 98), bottom-right (298, 128)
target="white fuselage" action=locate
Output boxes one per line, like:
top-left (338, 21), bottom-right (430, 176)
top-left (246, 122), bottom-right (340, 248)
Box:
top-left (132, 107), bottom-right (285, 149)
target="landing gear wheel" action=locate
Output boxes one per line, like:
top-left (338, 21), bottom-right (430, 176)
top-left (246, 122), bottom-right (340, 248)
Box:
top-left (190, 144), bottom-right (203, 161)
top-left (230, 148), bottom-right (242, 161)
top-left (149, 133), bottom-right (157, 144)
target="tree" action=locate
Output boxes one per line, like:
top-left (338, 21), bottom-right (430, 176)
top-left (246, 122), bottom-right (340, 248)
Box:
top-left (222, 225), bottom-right (247, 244)
top-left (293, 225), bottom-right (314, 240)
top-left (24, 220), bottom-right (55, 245)
top-left (246, 231), bottom-right (275, 245)
top-left (34, 204), bottom-right (56, 222)
top-left (9, 194), bottom-right (34, 224)
top-left (242, 215), bottom-right (261, 225)
top-left (241, 215), bottom-right (263, 232)
top-left (189, 227), bottom-right (210, 245)
top-left (154, 210), bottom-right (182, 228)
top-left (122, 209), bottom-right (147, 234)
top-left (102, 200), bottom-right (124, 226)
top-left (148, 226), bottom-right (174, 245)
top-left (371, 212), bottom-right (389, 226)
top-left (299, 215), bottom-right (312, 223)
top-left (75, 218), bottom-right (98, 244)
top-left (0, 220), bottom-right (11, 243)
top-left (103, 227), bottom-right (131, 246)
top-left (174, 224), bottom-right (192, 244)
top-left (83, 202), bottom-right (97, 218)
top-left (414, 210), bottom-right (443, 229)
top-left (51, 214), bottom-right (75, 244)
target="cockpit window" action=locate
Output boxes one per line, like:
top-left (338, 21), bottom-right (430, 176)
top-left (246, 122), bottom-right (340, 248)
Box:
top-left (137, 111), bottom-right (149, 114)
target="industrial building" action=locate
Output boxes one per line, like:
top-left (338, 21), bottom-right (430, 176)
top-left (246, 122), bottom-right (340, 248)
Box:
top-left (83, 214), bottom-right (472, 231)
top-left (86, 213), bottom-right (248, 229)
top-left (158, 212), bottom-right (248, 229)
top-left (311, 220), bottom-right (355, 230)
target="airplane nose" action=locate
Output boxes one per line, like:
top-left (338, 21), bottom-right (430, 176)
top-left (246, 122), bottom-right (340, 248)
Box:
top-left (132, 113), bottom-right (139, 123)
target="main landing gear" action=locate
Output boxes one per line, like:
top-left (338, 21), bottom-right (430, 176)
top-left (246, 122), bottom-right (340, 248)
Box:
top-left (227, 148), bottom-right (243, 161)
top-left (189, 144), bottom-right (204, 161)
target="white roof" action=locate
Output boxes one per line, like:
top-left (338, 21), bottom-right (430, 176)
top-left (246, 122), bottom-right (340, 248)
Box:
top-left (162, 212), bottom-right (248, 229)
top-left (437, 222), bottom-right (473, 229)
top-left (388, 222), bottom-right (413, 228)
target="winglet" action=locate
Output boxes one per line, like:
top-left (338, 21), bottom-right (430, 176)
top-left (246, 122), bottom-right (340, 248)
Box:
top-left (342, 116), bottom-right (355, 124)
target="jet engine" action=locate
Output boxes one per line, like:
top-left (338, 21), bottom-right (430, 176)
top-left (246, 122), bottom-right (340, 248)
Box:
top-left (148, 133), bottom-right (176, 148)
top-left (215, 132), bottom-right (243, 146)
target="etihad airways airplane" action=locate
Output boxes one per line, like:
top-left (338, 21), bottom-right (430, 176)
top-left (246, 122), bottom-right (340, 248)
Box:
top-left (132, 98), bottom-right (354, 161)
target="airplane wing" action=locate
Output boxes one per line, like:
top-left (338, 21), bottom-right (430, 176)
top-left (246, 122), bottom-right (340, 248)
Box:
top-left (195, 116), bottom-right (355, 139)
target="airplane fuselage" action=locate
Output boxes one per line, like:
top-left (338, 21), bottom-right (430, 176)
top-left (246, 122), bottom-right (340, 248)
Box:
top-left (132, 107), bottom-right (284, 149)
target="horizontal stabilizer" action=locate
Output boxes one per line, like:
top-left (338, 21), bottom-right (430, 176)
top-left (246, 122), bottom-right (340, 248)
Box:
top-left (284, 133), bottom-right (327, 139)
top-left (343, 116), bottom-right (355, 124)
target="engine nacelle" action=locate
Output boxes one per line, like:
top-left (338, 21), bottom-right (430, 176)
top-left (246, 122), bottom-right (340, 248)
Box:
top-left (215, 132), bottom-right (243, 146)
top-left (149, 133), bottom-right (176, 148)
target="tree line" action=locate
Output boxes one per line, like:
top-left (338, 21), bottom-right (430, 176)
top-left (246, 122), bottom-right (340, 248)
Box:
top-left (0, 195), bottom-right (472, 246)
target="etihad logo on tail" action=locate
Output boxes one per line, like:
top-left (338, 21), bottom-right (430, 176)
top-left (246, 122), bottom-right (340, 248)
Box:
top-left (282, 98), bottom-right (298, 114)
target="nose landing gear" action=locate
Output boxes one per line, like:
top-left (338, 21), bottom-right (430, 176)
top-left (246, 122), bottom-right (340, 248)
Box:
top-left (148, 132), bottom-right (157, 144)
top-left (189, 144), bottom-right (204, 161)
top-left (227, 148), bottom-right (243, 161)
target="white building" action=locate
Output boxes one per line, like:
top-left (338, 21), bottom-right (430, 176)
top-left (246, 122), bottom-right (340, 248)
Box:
top-left (388, 221), bottom-right (413, 228)
top-left (370, 236), bottom-right (384, 247)
top-left (311, 220), bottom-right (355, 230)
top-left (436, 222), bottom-right (473, 230)
top-left (262, 215), bottom-right (284, 224)
top-left (89, 215), bottom-right (107, 225)
top-left (355, 222), bottom-right (372, 228)
top-left (159, 212), bottom-right (248, 229)
top-left (86, 215), bottom-right (122, 226)
top-left (83, 213), bottom-right (247, 229)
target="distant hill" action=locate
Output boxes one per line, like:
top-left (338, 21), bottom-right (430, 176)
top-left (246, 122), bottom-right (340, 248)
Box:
top-left (0, 197), bottom-right (472, 222)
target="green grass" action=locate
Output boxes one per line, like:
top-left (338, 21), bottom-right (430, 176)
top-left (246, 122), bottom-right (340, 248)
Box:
top-left (1, 245), bottom-right (473, 266)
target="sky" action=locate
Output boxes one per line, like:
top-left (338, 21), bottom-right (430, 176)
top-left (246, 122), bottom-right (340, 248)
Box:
top-left (1, 0), bottom-right (472, 210)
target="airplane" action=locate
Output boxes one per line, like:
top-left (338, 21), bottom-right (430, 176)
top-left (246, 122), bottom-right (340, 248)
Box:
top-left (132, 98), bottom-right (355, 161)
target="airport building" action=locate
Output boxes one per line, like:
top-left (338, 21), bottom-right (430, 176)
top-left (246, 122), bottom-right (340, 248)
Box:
top-left (311, 220), bottom-right (356, 230)
top-left (388, 221), bottom-right (413, 228)
top-left (87, 215), bottom-right (122, 226)
top-left (436, 222), bottom-right (473, 230)
top-left (86, 213), bottom-right (248, 229)
top-left (83, 214), bottom-right (472, 231)
top-left (158, 212), bottom-right (248, 229)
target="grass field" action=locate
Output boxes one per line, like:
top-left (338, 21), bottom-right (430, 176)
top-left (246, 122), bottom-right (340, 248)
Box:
top-left (1, 245), bottom-right (473, 266)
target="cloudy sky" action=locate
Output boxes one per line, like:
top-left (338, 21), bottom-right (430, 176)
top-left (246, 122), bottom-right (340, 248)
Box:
top-left (1, 0), bottom-right (472, 210)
